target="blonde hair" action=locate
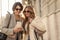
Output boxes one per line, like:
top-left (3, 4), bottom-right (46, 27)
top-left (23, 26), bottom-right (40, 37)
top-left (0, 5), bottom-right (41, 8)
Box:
top-left (23, 6), bottom-right (35, 19)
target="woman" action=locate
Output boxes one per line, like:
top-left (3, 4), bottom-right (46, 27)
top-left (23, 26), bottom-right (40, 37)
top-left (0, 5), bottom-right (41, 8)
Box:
top-left (22, 6), bottom-right (46, 40)
top-left (0, 2), bottom-right (23, 40)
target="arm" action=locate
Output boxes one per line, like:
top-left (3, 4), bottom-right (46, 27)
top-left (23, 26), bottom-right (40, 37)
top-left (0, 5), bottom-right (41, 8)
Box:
top-left (0, 13), bottom-right (14, 36)
top-left (30, 16), bottom-right (46, 34)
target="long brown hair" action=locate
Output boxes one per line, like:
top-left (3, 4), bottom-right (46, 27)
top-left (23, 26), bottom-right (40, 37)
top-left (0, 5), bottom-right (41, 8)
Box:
top-left (24, 6), bottom-right (35, 19)
top-left (22, 6), bottom-right (35, 32)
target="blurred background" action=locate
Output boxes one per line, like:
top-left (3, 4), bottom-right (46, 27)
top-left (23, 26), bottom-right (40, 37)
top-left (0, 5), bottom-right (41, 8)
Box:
top-left (0, 0), bottom-right (60, 40)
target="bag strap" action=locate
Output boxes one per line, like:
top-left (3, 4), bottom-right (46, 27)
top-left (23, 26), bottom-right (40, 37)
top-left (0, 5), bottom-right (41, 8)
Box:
top-left (34, 30), bottom-right (39, 40)
top-left (7, 12), bottom-right (11, 28)
top-left (34, 30), bottom-right (43, 40)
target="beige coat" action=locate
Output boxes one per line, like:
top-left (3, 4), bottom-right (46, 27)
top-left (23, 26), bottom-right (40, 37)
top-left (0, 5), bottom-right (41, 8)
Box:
top-left (0, 13), bottom-right (22, 40)
top-left (23, 16), bottom-right (46, 40)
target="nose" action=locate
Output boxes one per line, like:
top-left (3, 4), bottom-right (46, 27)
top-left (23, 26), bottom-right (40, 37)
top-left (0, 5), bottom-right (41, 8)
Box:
top-left (17, 10), bottom-right (20, 12)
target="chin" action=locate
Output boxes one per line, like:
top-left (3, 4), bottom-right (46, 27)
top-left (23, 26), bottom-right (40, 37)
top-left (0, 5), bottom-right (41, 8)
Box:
top-left (26, 16), bottom-right (29, 17)
top-left (17, 13), bottom-right (20, 15)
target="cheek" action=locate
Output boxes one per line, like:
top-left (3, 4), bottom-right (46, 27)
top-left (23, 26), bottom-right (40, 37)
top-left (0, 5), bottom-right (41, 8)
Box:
top-left (25, 13), bottom-right (30, 17)
top-left (14, 10), bottom-right (17, 13)
top-left (14, 10), bottom-right (21, 14)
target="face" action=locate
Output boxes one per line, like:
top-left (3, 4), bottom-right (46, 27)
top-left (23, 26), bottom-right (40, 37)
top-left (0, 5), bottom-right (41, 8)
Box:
top-left (23, 8), bottom-right (32, 18)
top-left (14, 5), bottom-right (22, 15)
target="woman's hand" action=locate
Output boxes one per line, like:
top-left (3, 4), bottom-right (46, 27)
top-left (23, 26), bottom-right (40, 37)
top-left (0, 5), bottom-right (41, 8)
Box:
top-left (13, 27), bottom-right (23, 33)
top-left (28, 18), bottom-right (33, 23)
top-left (13, 22), bottom-right (23, 33)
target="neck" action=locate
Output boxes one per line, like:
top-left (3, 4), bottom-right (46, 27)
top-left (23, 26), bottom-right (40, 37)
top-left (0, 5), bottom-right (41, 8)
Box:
top-left (14, 14), bottom-right (20, 20)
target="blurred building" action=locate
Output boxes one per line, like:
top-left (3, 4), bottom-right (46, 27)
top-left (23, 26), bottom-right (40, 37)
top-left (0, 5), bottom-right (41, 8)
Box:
top-left (22, 0), bottom-right (60, 40)
top-left (0, 0), bottom-right (2, 26)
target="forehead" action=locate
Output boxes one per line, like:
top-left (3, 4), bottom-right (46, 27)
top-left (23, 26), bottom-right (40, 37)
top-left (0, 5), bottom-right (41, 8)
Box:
top-left (16, 5), bottom-right (21, 8)
top-left (25, 8), bottom-right (32, 11)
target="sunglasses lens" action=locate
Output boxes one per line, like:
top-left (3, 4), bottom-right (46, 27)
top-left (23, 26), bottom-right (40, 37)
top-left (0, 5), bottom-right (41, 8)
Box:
top-left (27, 11), bottom-right (30, 13)
top-left (23, 11), bottom-right (32, 14)
top-left (16, 8), bottom-right (21, 11)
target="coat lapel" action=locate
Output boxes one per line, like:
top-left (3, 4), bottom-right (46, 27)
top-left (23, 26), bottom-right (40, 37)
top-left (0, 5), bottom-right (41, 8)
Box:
top-left (9, 14), bottom-right (16, 28)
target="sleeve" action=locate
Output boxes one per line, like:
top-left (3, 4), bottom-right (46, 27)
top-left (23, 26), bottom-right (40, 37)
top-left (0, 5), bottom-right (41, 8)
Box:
top-left (30, 16), bottom-right (46, 34)
top-left (0, 13), bottom-right (14, 36)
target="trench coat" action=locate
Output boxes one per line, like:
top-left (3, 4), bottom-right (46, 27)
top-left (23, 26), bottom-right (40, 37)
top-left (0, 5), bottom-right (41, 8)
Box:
top-left (0, 13), bottom-right (23, 40)
top-left (22, 16), bottom-right (46, 40)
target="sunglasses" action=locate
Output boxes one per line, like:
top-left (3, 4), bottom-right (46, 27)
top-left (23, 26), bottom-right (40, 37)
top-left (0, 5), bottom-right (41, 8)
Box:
top-left (23, 11), bottom-right (32, 14)
top-left (15, 8), bottom-right (22, 11)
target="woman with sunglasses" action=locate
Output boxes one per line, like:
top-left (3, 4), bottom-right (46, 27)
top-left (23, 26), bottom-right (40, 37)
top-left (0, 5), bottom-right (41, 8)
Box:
top-left (0, 2), bottom-right (24, 40)
top-left (22, 6), bottom-right (46, 40)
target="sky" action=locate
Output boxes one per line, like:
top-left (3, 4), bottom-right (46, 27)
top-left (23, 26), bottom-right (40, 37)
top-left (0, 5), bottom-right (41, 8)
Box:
top-left (1, 0), bottom-right (22, 17)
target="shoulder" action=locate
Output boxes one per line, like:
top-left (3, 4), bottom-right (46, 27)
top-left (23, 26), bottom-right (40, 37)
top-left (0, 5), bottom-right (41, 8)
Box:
top-left (5, 12), bottom-right (13, 20)
top-left (30, 16), bottom-right (41, 24)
